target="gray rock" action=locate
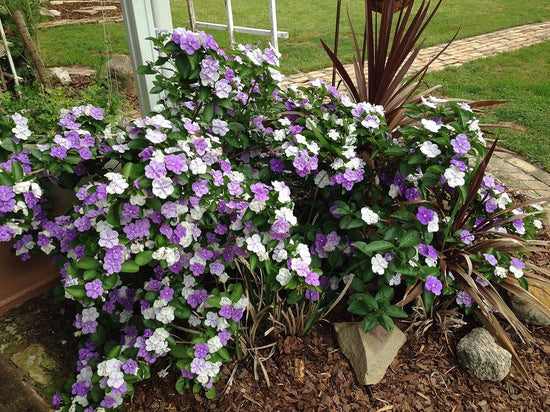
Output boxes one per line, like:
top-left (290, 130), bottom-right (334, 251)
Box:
top-left (510, 294), bottom-right (550, 326)
top-left (457, 327), bottom-right (511, 381)
top-left (106, 54), bottom-right (137, 95)
top-left (334, 322), bottom-right (406, 385)
top-left (50, 67), bottom-right (72, 85)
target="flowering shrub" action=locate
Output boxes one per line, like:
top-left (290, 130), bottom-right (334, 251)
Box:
top-left (0, 27), bottom-right (547, 411)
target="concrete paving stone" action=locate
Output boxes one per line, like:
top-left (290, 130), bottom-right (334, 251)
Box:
top-left (533, 172), bottom-right (550, 187)
top-left (508, 157), bottom-right (541, 173)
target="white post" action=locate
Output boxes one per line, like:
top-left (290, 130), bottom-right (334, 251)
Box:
top-left (120, 0), bottom-right (173, 117)
top-left (268, 0), bottom-right (278, 53)
top-left (225, 0), bottom-right (235, 47)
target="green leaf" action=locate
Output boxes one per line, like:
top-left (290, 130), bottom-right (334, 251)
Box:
top-left (66, 285), bottom-right (86, 300)
top-left (205, 387), bottom-right (216, 400)
top-left (228, 122), bottom-right (246, 132)
top-left (170, 343), bottom-right (188, 358)
top-left (391, 209), bottom-right (415, 221)
top-left (422, 289), bottom-right (435, 312)
top-left (175, 377), bottom-right (188, 395)
top-left (103, 274), bottom-right (118, 290)
top-left (135, 250), bottom-right (154, 266)
top-left (375, 286), bottom-right (394, 302)
top-left (230, 284), bottom-right (243, 303)
top-left (348, 299), bottom-right (370, 316)
top-left (249, 254), bottom-right (258, 273)
top-left (121, 260), bottom-right (140, 273)
top-left (217, 347), bottom-right (232, 362)
top-left (517, 276), bottom-right (529, 290)
top-left (363, 293), bottom-right (379, 311)
top-left (0, 172), bottom-right (14, 186)
top-left (352, 240), bottom-right (394, 256)
top-left (207, 296), bottom-right (221, 308)
top-left (175, 54), bottom-right (190, 78)
top-left (1, 138), bottom-right (18, 152)
top-left (11, 161), bottom-right (23, 181)
top-left (137, 65), bottom-right (155, 75)
top-left (347, 218), bottom-right (364, 229)
top-left (107, 344), bottom-right (122, 359)
top-left (385, 305), bottom-right (408, 319)
top-left (362, 313), bottom-right (379, 332)
top-left (399, 231), bottom-right (421, 248)
top-left (203, 104), bottom-right (215, 123)
top-left (378, 313), bottom-right (395, 331)
top-left (76, 257), bottom-right (100, 270)
top-left (82, 270), bottom-right (98, 281)
top-left (123, 162), bottom-right (137, 180)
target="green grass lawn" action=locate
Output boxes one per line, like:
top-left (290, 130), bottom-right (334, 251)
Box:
top-left (422, 41), bottom-right (550, 171)
top-left (37, 0), bottom-right (550, 74)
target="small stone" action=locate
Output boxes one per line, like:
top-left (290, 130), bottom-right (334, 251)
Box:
top-left (50, 67), bottom-right (72, 85)
top-left (509, 287), bottom-right (550, 326)
top-left (457, 328), bottom-right (511, 381)
top-left (38, 7), bottom-right (61, 17)
top-left (334, 322), bottom-right (406, 385)
top-left (106, 54), bottom-right (137, 95)
top-left (11, 344), bottom-right (61, 386)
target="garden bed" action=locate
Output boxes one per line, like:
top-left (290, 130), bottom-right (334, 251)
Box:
top-left (4, 288), bottom-right (550, 411)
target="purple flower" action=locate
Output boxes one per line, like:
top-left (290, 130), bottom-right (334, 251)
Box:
top-left (50, 146), bottom-right (67, 159)
top-left (460, 230), bottom-right (475, 244)
top-left (52, 393), bottom-right (62, 408)
top-left (450, 134), bottom-right (471, 155)
top-left (416, 206), bottom-right (435, 225)
top-left (219, 305), bottom-right (233, 319)
top-left (250, 183), bottom-right (269, 202)
top-left (122, 359), bottom-right (138, 375)
top-left (190, 358), bottom-right (207, 374)
top-left (270, 158), bottom-right (284, 173)
top-left (0, 186), bottom-right (15, 201)
top-left (145, 160), bottom-right (167, 179)
top-left (85, 279), bottom-right (104, 299)
top-left (405, 188), bottom-right (420, 201)
top-left (456, 291), bottom-right (473, 307)
top-left (483, 253), bottom-right (498, 266)
top-left (425, 275), bottom-right (443, 295)
top-left (160, 286), bottom-right (174, 301)
top-left (165, 154), bottom-right (188, 174)
top-left (192, 179), bottom-right (210, 197)
top-left (99, 229), bottom-right (119, 248)
top-left (194, 343), bottom-right (209, 359)
top-left (0, 225), bottom-right (15, 241)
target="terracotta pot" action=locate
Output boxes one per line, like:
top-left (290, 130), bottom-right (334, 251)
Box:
top-left (372, 0), bottom-right (411, 13)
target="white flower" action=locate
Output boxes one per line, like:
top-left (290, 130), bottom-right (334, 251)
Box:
top-left (389, 274), bottom-right (402, 286)
top-left (388, 184), bottom-right (400, 198)
top-left (420, 141), bottom-right (441, 158)
top-left (207, 336), bottom-right (223, 353)
top-left (275, 207), bottom-right (297, 226)
top-left (534, 219), bottom-right (543, 229)
top-left (421, 118), bottom-right (442, 132)
top-left (494, 266), bottom-right (508, 279)
top-left (360, 207), bottom-right (380, 225)
top-left (105, 172), bottom-right (128, 195)
top-left (156, 306), bottom-right (175, 324)
top-left (152, 176), bottom-right (174, 199)
top-left (276, 268), bottom-right (292, 286)
top-left (13, 181), bottom-right (31, 194)
top-left (371, 254), bottom-right (388, 275)
top-left (272, 181), bottom-right (291, 203)
top-left (427, 215), bottom-right (440, 233)
top-left (509, 265), bottom-right (523, 279)
top-left (272, 129), bottom-right (286, 141)
top-left (444, 166), bottom-right (466, 188)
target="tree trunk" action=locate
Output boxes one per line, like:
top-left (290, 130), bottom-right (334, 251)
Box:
top-left (12, 10), bottom-right (52, 88)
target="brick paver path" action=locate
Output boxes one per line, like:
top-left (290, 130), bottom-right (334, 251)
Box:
top-left (284, 21), bottom-right (550, 201)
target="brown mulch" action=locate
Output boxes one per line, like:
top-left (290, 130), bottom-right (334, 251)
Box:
top-left (42, 1), bottom-right (122, 21)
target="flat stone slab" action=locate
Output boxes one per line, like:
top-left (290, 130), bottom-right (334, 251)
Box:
top-left (11, 344), bottom-right (62, 386)
top-left (0, 354), bottom-right (51, 412)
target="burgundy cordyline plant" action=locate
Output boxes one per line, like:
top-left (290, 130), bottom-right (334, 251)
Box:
top-left (0, 5), bottom-right (547, 412)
